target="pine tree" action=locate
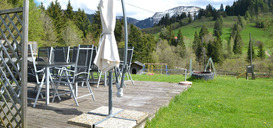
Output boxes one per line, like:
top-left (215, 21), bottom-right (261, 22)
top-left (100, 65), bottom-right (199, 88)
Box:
top-left (257, 41), bottom-right (265, 60)
top-left (181, 12), bottom-right (187, 19)
top-left (128, 24), bottom-right (143, 61)
top-left (177, 29), bottom-right (186, 57)
top-left (128, 24), bottom-right (156, 63)
top-left (192, 31), bottom-right (200, 51)
top-left (47, 0), bottom-right (65, 44)
top-left (195, 41), bottom-right (206, 66)
top-left (244, 10), bottom-right (251, 21)
top-left (90, 8), bottom-right (102, 39)
top-left (212, 10), bottom-right (219, 20)
top-left (170, 31), bottom-right (176, 46)
top-left (233, 30), bottom-right (243, 55)
top-left (237, 15), bottom-right (244, 28)
top-left (213, 18), bottom-right (222, 38)
top-left (75, 9), bottom-right (91, 38)
top-left (188, 12), bottom-right (193, 23)
top-left (144, 34), bottom-right (156, 62)
top-left (231, 23), bottom-right (239, 38)
top-left (246, 34), bottom-right (255, 62)
top-left (205, 4), bottom-right (213, 17)
top-left (65, 0), bottom-right (74, 20)
top-left (213, 37), bottom-right (223, 63)
top-left (188, 15), bottom-right (193, 23)
top-left (207, 40), bottom-right (214, 60)
top-left (219, 15), bottom-right (224, 25)
top-left (227, 36), bottom-right (234, 56)
top-left (177, 29), bottom-right (184, 46)
top-left (207, 37), bottom-right (223, 63)
top-left (159, 26), bottom-right (172, 41)
top-left (220, 4), bottom-right (224, 11)
top-left (199, 24), bottom-right (209, 41)
top-left (40, 2), bottom-right (45, 11)
top-left (115, 19), bottom-right (123, 43)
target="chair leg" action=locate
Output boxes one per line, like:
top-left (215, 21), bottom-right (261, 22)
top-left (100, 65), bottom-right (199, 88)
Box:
top-left (97, 71), bottom-right (102, 88)
top-left (104, 72), bottom-right (107, 87)
top-left (75, 82), bottom-right (78, 97)
top-left (128, 72), bottom-right (135, 85)
top-left (126, 72), bottom-right (130, 81)
top-left (65, 71), bottom-right (79, 106)
top-left (81, 82), bottom-right (84, 87)
top-left (33, 73), bottom-right (45, 107)
top-left (49, 74), bottom-right (61, 101)
top-left (86, 82), bottom-right (96, 101)
top-left (52, 69), bottom-right (65, 103)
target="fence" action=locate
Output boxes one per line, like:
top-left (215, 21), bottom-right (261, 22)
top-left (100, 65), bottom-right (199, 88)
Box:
top-left (0, 1), bottom-right (28, 127)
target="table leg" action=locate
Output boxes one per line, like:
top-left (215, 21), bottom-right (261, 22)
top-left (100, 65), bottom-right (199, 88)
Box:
top-left (46, 67), bottom-right (50, 105)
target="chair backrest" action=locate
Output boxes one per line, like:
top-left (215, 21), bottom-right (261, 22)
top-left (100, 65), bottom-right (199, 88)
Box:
top-left (28, 44), bottom-right (37, 71)
top-left (90, 46), bottom-right (98, 70)
top-left (28, 44), bottom-right (43, 83)
top-left (53, 47), bottom-right (70, 63)
top-left (71, 45), bottom-right (94, 82)
top-left (118, 47), bottom-right (134, 66)
top-left (37, 47), bottom-right (53, 64)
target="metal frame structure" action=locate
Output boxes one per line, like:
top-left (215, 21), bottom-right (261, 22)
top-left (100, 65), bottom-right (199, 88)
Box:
top-left (0, 0), bottom-right (28, 127)
top-left (52, 45), bottom-right (96, 105)
top-left (204, 58), bottom-right (217, 76)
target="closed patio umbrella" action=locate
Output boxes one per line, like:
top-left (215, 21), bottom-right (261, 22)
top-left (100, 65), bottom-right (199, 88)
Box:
top-left (87, 0), bottom-right (132, 126)
top-left (94, 0), bottom-right (120, 73)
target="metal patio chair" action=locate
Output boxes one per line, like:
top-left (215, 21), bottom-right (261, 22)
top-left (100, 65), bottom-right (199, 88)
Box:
top-left (52, 45), bottom-right (96, 106)
top-left (118, 47), bottom-right (134, 85)
top-left (53, 47), bottom-right (70, 63)
top-left (32, 46), bottom-right (61, 107)
top-left (51, 47), bottom-right (70, 78)
top-left (27, 44), bottom-right (45, 86)
top-left (87, 47), bottom-right (105, 86)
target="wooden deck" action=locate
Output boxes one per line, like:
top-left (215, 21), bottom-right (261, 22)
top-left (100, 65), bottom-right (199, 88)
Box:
top-left (26, 81), bottom-right (190, 128)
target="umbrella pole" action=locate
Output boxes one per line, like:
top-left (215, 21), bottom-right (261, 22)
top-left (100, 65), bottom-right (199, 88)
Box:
top-left (88, 0), bottom-right (136, 126)
top-left (108, 71), bottom-right (113, 115)
top-left (120, 0), bottom-right (128, 89)
top-left (89, 70), bottom-right (135, 127)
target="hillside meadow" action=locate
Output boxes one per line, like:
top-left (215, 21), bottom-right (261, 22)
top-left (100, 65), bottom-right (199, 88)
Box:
top-left (130, 74), bottom-right (273, 128)
top-left (152, 16), bottom-right (273, 55)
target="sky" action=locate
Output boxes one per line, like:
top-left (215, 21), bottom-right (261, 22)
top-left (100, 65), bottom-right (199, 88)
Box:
top-left (34, 0), bottom-right (235, 20)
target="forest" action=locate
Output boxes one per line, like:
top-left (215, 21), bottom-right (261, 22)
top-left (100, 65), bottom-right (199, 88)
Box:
top-left (1, 0), bottom-right (273, 74)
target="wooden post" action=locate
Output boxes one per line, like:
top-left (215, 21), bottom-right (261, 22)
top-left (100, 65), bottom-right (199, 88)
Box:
top-left (22, 0), bottom-right (29, 127)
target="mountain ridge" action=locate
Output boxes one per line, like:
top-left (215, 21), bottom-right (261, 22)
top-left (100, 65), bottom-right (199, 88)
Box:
top-left (86, 6), bottom-right (202, 29)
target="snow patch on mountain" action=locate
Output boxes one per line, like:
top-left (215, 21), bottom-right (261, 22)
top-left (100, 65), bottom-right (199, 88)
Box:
top-left (152, 6), bottom-right (201, 24)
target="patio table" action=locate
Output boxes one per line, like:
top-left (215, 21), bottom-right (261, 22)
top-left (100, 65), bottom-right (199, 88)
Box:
top-left (33, 62), bottom-right (75, 106)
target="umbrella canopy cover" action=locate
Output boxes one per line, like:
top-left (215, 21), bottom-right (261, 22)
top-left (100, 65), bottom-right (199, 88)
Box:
top-left (94, 0), bottom-right (120, 72)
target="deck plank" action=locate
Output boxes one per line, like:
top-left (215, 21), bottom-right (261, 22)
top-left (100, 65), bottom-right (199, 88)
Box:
top-left (26, 81), bottom-right (190, 128)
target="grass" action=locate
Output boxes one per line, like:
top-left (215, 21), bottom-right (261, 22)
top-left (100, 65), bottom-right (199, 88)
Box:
top-left (131, 74), bottom-right (273, 128)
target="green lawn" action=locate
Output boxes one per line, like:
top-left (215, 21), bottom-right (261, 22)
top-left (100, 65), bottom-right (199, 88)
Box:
top-left (131, 74), bottom-right (273, 128)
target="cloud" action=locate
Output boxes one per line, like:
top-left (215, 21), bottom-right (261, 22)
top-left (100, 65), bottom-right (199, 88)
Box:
top-left (35, 0), bottom-right (235, 20)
